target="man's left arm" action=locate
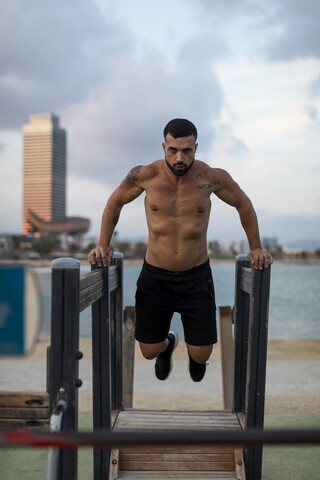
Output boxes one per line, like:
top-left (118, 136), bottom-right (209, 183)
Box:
top-left (212, 168), bottom-right (273, 269)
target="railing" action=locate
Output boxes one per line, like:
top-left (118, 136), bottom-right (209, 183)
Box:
top-left (233, 254), bottom-right (271, 480)
top-left (47, 253), bottom-right (125, 480)
top-left (45, 253), bottom-right (271, 480)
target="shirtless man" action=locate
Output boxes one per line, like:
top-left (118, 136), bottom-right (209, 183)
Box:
top-left (88, 118), bottom-right (272, 382)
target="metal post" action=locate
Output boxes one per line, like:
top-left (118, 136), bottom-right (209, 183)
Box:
top-left (50, 258), bottom-right (81, 480)
top-left (113, 253), bottom-right (124, 411)
top-left (91, 262), bottom-right (111, 480)
top-left (233, 254), bottom-right (251, 413)
top-left (245, 264), bottom-right (271, 480)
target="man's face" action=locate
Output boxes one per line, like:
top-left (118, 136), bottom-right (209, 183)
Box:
top-left (162, 133), bottom-right (198, 176)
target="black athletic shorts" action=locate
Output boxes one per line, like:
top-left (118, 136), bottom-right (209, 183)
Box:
top-left (134, 259), bottom-right (217, 346)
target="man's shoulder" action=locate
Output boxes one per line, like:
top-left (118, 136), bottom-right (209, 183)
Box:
top-left (193, 162), bottom-right (233, 191)
top-left (140, 160), bottom-right (162, 178)
top-left (195, 161), bottom-right (229, 178)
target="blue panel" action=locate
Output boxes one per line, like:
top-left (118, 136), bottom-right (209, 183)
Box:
top-left (0, 266), bottom-right (24, 354)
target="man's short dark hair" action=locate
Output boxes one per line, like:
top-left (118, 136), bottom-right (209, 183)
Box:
top-left (163, 118), bottom-right (198, 140)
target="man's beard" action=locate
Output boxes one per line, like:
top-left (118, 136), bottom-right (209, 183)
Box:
top-left (165, 156), bottom-right (195, 176)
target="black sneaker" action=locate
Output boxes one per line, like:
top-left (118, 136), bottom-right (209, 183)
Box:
top-left (155, 331), bottom-right (179, 380)
top-left (188, 353), bottom-right (208, 382)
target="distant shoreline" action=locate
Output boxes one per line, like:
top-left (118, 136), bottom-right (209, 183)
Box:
top-left (1, 257), bottom-right (320, 268)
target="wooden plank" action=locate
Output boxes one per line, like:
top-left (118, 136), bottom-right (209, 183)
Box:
top-left (120, 453), bottom-right (234, 462)
top-left (117, 473), bottom-right (237, 479)
top-left (219, 306), bottom-right (234, 411)
top-left (0, 392), bottom-right (49, 407)
top-left (234, 448), bottom-right (246, 480)
top-left (79, 279), bottom-right (103, 311)
top-left (123, 307), bottom-right (135, 409)
top-left (120, 461), bottom-right (236, 471)
top-left (80, 269), bottom-right (102, 290)
top-left (121, 445), bottom-right (235, 454)
top-left (0, 407), bottom-right (50, 419)
top-left (0, 418), bottom-right (50, 430)
top-left (109, 449), bottom-right (119, 480)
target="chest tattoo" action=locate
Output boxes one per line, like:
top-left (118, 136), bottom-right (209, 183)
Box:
top-left (196, 181), bottom-right (220, 190)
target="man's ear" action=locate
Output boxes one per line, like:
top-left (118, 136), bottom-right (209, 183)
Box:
top-left (195, 143), bottom-right (198, 152)
top-left (162, 142), bottom-right (166, 152)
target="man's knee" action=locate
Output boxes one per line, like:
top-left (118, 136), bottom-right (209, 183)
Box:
top-left (139, 340), bottom-right (168, 360)
top-left (187, 344), bottom-right (213, 363)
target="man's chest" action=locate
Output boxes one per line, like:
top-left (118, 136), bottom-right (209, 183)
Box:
top-left (144, 180), bottom-right (212, 218)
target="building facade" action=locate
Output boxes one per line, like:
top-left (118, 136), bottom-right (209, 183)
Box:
top-left (22, 113), bottom-right (66, 234)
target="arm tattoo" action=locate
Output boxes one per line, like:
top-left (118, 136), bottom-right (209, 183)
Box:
top-left (196, 181), bottom-right (220, 190)
top-left (124, 166), bottom-right (143, 185)
top-left (112, 215), bottom-right (119, 226)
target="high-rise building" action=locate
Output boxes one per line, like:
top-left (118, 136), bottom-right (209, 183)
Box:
top-left (22, 113), bottom-right (89, 236)
top-left (22, 113), bottom-right (66, 234)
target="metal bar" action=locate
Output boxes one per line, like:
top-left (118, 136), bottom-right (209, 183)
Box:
top-left (3, 428), bottom-right (320, 449)
top-left (91, 263), bottom-right (111, 480)
top-left (50, 258), bottom-right (80, 480)
top-left (233, 256), bottom-right (251, 413)
top-left (114, 257), bottom-right (124, 411)
top-left (46, 400), bottom-right (68, 480)
top-left (245, 267), bottom-right (262, 480)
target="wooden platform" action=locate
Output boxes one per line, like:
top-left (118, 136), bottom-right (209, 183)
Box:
top-left (0, 392), bottom-right (50, 430)
top-left (110, 410), bottom-right (245, 480)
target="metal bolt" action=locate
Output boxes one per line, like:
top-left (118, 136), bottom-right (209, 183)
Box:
top-left (112, 459), bottom-right (117, 465)
top-left (76, 351), bottom-right (83, 360)
top-left (59, 387), bottom-right (66, 394)
top-left (238, 460), bottom-right (243, 466)
top-left (75, 379), bottom-right (83, 388)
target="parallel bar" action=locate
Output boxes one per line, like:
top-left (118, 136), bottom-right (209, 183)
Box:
top-left (3, 428), bottom-right (320, 448)
top-left (114, 258), bottom-right (124, 411)
top-left (50, 258), bottom-right (80, 480)
top-left (91, 263), bottom-right (111, 480)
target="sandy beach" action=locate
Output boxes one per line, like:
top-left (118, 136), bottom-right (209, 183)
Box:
top-left (1, 337), bottom-right (319, 415)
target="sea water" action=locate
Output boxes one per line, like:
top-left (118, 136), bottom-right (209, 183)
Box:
top-left (34, 263), bottom-right (320, 339)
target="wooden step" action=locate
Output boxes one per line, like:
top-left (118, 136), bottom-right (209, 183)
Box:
top-left (110, 410), bottom-right (245, 479)
top-left (0, 392), bottom-right (50, 430)
top-left (116, 472), bottom-right (239, 479)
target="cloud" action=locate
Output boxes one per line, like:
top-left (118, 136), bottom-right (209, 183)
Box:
top-left (263, 0), bottom-right (320, 61)
top-left (0, 0), bottom-right (133, 129)
top-left (61, 38), bottom-right (225, 184)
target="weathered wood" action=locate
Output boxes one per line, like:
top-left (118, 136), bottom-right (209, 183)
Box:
top-left (121, 445), bottom-right (235, 454)
top-left (219, 306), bottom-right (234, 411)
top-left (234, 448), bottom-right (246, 480)
top-left (0, 391), bottom-right (50, 429)
top-left (116, 473), bottom-right (238, 479)
top-left (0, 418), bottom-right (50, 430)
top-left (80, 269), bottom-right (102, 290)
top-left (113, 410), bottom-right (244, 478)
top-left (113, 410), bottom-right (241, 431)
top-left (121, 453), bottom-right (234, 462)
top-left (123, 307), bottom-right (135, 409)
top-left (0, 407), bottom-right (50, 419)
top-left (79, 280), bottom-right (104, 312)
top-left (120, 461), bottom-right (236, 472)
top-left (0, 392), bottom-right (49, 407)
top-left (109, 449), bottom-right (119, 480)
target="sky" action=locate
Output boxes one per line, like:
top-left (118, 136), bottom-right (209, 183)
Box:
top-left (0, 0), bottom-right (320, 247)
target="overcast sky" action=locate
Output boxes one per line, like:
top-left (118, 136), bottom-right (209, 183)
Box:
top-left (0, 0), bottom-right (319, 246)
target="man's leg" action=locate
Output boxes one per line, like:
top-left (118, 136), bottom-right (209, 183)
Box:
top-left (139, 339), bottom-right (169, 360)
top-left (186, 344), bottom-right (213, 382)
top-left (139, 332), bottom-right (179, 381)
top-left (186, 344), bottom-right (213, 363)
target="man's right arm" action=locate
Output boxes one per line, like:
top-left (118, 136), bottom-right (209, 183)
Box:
top-left (88, 166), bottom-right (145, 266)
